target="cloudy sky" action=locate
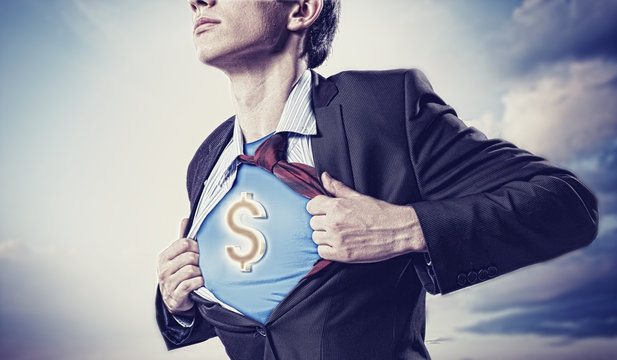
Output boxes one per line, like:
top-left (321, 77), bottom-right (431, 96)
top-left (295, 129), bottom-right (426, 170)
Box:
top-left (1, 0), bottom-right (616, 359)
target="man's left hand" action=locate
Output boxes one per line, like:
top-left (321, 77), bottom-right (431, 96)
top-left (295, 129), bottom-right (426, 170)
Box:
top-left (306, 172), bottom-right (427, 263)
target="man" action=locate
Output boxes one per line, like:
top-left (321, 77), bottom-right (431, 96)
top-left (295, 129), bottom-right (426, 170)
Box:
top-left (156, 0), bottom-right (598, 359)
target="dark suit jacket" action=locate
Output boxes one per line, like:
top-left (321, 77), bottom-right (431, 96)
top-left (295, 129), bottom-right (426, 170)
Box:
top-left (156, 69), bottom-right (598, 359)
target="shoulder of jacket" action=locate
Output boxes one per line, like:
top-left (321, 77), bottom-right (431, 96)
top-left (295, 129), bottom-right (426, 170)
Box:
top-left (320, 68), bottom-right (445, 120)
top-left (326, 68), bottom-right (427, 83)
top-left (324, 68), bottom-right (435, 97)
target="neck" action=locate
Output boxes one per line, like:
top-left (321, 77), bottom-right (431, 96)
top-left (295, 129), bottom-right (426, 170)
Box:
top-left (224, 53), bottom-right (308, 143)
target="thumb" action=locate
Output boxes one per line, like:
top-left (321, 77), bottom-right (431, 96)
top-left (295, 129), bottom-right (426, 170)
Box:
top-left (321, 172), bottom-right (359, 198)
top-left (179, 218), bottom-right (189, 238)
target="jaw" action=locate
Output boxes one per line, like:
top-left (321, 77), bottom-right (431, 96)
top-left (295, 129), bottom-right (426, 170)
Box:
top-left (194, 30), bottom-right (301, 77)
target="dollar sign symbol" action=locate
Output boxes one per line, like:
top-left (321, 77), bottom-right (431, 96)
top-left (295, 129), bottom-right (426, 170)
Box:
top-left (225, 192), bottom-right (267, 272)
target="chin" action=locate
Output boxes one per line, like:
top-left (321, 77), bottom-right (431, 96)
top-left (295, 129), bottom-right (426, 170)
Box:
top-left (195, 47), bottom-right (219, 65)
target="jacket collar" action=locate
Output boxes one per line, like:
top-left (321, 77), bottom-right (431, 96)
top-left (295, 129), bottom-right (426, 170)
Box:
top-left (309, 70), bottom-right (355, 190)
top-left (310, 69), bottom-right (339, 108)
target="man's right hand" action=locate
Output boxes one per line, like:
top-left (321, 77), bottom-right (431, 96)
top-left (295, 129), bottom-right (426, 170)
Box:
top-left (157, 218), bottom-right (204, 314)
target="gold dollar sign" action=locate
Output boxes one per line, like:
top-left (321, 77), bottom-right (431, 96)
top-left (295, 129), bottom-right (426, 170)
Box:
top-left (225, 192), bottom-right (267, 272)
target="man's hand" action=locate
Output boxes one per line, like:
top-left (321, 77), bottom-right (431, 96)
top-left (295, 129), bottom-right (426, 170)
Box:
top-left (157, 218), bottom-right (204, 314)
top-left (306, 172), bottom-right (427, 263)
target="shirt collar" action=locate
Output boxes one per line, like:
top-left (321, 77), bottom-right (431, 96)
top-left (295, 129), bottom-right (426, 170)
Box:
top-left (230, 69), bottom-right (316, 157)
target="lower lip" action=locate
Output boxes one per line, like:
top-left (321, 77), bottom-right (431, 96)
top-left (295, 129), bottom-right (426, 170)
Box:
top-left (194, 23), bottom-right (218, 35)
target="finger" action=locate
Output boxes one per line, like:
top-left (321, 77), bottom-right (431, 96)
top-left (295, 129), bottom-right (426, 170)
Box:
top-left (174, 276), bottom-right (204, 299)
top-left (168, 265), bottom-right (202, 292)
top-left (160, 238), bottom-right (199, 262)
top-left (309, 215), bottom-right (328, 231)
top-left (165, 251), bottom-right (200, 278)
top-left (321, 172), bottom-right (359, 199)
top-left (179, 218), bottom-right (189, 238)
top-left (316, 244), bottom-right (336, 260)
top-left (311, 230), bottom-right (329, 245)
top-left (306, 195), bottom-right (330, 215)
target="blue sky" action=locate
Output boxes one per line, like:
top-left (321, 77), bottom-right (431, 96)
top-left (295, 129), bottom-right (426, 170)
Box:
top-left (1, 0), bottom-right (616, 359)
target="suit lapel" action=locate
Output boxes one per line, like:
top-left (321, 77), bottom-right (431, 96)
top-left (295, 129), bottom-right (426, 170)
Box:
top-left (310, 70), bottom-right (355, 190)
top-left (187, 116), bottom-right (235, 233)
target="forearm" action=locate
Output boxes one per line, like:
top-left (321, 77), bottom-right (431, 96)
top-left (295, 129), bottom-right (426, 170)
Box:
top-left (382, 204), bottom-right (427, 257)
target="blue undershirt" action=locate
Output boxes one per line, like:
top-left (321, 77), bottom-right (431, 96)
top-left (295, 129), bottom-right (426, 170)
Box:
top-left (196, 132), bottom-right (320, 324)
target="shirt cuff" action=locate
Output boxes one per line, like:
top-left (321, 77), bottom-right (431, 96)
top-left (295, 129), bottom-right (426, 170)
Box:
top-left (172, 312), bottom-right (196, 328)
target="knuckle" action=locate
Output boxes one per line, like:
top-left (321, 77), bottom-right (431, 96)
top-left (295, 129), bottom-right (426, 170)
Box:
top-left (168, 298), bottom-right (177, 310)
top-left (158, 266), bottom-right (171, 281)
top-left (177, 265), bottom-right (190, 278)
top-left (331, 199), bottom-right (343, 212)
top-left (330, 213), bottom-right (343, 227)
top-left (179, 281), bottom-right (192, 293)
top-left (179, 238), bottom-right (191, 251)
top-left (191, 266), bottom-right (202, 277)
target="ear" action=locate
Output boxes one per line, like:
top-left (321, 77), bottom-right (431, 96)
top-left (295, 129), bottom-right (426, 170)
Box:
top-left (287, 0), bottom-right (323, 32)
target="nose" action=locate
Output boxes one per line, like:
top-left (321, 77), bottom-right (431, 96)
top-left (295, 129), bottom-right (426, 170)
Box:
top-left (187, 0), bottom-right (215, 13)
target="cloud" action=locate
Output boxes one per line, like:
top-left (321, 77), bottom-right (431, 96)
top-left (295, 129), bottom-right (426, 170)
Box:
top-left (458, 216), bottom-right (617, 340)
top-left (500, 59), bottom-right (617, 161)
top-left (0, 239), bottom-right (29, 260)
top-left (425, 337), bottom-right (454, 345)
top-left (462, 269), bottom-right (617, 339)
top-left (499, 0), bottom-right (617, 72)
top-left (563, 141), bottom-right (617, 221)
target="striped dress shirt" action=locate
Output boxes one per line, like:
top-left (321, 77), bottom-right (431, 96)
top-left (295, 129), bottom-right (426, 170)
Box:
top-left (187, 69), bottom-right (317, 315)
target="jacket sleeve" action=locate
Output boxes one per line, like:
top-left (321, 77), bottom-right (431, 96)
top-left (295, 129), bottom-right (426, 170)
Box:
top-left (404, 69), bottom-right (599, 295)
top-left (155, 286), bottom-right (217, 350)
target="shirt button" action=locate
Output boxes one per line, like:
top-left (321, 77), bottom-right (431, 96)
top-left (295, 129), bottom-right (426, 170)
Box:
top-left (256, 327), bottom-right (267, 337)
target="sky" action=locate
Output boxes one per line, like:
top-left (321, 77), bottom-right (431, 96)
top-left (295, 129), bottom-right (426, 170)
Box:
top-left (1, 0), bottom-right (616, 359)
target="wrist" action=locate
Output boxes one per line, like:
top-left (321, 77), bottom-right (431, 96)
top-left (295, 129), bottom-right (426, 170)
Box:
top-left (397, 205), bottom-right (427, 253)
top-left (170, 304), bottom-right (195, 316)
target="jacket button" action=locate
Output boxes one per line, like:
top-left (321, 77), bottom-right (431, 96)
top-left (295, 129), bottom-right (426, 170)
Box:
top-left (478, 269), bottom-right (488, 281)
top-left (487, 266), bottom-right (498, 278)
top-left (457, 273), bottom-right (467, 286)
top-left (467, 271), bottom-right (478, 284)
top-left (256, 327), bottom-right (267, 337)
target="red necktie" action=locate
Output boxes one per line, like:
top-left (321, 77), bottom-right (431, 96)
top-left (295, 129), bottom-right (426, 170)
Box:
top-left (237, 132), bottom-right (332, 276)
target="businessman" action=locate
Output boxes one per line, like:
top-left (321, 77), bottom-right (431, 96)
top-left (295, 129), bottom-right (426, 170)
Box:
top-left (156, 1), bottom-right (599, 359)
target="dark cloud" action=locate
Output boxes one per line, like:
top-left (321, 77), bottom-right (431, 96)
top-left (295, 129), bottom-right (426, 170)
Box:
top-left (565, 141), bottom-right (617, 215)
top-left (462, 267), bottom-right (617, 339)
top-left (462, 220), bottom-right (617, 340)
top-left (495, 0), bottom-right (617, 72)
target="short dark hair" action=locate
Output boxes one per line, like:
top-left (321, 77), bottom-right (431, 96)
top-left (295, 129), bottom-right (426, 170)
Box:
top-left (279, 0), bottom-right (340, 68)
top-left (305, 0), bottom-right (340, 68)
